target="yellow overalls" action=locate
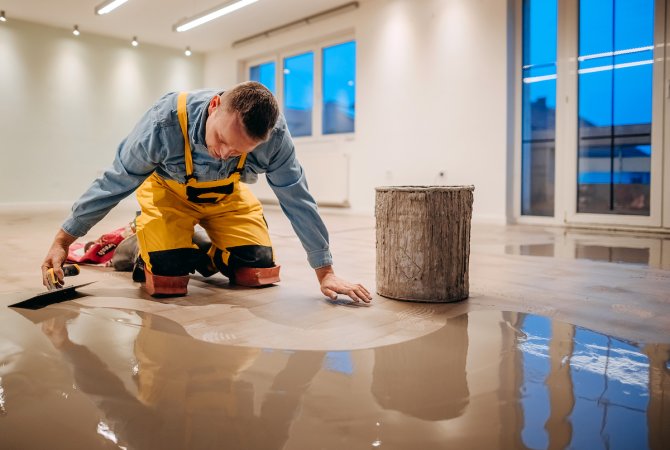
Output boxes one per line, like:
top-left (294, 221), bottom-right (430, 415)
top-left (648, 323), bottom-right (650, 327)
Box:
top-left (135, 92), bottom-right (274, 279)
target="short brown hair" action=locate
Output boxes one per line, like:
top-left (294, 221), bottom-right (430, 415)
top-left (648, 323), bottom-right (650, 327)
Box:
top-left (223, 81), bottom-right (279, 141)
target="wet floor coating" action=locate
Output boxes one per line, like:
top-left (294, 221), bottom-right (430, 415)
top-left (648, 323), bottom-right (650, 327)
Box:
top-left (0, 305), bottom-right (667, 449)
top-left (500, 229), bottom-right (670, 270)
top-left (505, 242), bottom-right (655, 267)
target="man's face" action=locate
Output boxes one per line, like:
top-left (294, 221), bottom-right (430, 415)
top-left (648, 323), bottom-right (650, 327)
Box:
top-left (205, 95), bottom-right (259, 160)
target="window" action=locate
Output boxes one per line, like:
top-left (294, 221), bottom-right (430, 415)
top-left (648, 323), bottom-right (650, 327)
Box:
top-left (521, 0), bottom-right (557, 217)
top-left (518, 0), bottom-right (664, 226)
top-left (322, 41), bottom-right (356, 134)
top-left (577, 0), bottom-right (654, 216)
top-left (249, 61), bottom-right (276, 95)
top-left (245, 38), bottom-right (356, 138)
top-left (283, 52), bottom-right (314, 137)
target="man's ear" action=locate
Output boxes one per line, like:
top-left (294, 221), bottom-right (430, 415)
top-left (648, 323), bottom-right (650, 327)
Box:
top-left (208, 95), bottom-right (221, 113)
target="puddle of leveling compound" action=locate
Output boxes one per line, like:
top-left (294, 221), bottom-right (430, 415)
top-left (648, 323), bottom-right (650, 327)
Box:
top-left (0, 305), bottom-right (667, 450)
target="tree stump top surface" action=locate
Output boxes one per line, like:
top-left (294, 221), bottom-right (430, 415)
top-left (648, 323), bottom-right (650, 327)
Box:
top-left (376, 185), bottom-right (475, 193)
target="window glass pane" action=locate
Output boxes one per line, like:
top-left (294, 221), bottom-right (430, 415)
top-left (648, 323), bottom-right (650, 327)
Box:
top-left (249, 61), bottom-right (276, 95)
top-left (522, 0), bottom-right (557, 66)
top-left (577, 0), bottom-right (654, 215)
top-left (521, 0), bottom-right (557, 216)
top-left (283, 52), bottom-right (314, 137)
top-left (322, 41), bottom-right (356, 134)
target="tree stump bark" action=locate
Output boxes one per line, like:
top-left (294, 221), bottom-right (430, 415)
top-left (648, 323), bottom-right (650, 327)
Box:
top-left (375, 186), bottom-right (474, 302)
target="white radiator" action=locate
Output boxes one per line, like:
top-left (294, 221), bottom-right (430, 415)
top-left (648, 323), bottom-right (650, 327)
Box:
top-left (249, 144), bottom-right (350, 207)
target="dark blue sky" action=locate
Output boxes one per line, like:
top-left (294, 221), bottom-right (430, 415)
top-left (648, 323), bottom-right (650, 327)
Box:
top-left (524, 0), bottom-right (654, 127)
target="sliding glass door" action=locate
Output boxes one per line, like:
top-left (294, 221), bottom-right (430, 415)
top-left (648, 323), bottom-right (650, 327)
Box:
top-left (568, 0), bottom-right (665, 227)
top-left (576, 0), bottom-right (654, 216)
top-left (518, 0), bottom-right (667, 228)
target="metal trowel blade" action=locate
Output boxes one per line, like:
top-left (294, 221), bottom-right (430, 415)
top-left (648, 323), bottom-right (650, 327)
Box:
top-left (8, 282), bottom-right (96, 310)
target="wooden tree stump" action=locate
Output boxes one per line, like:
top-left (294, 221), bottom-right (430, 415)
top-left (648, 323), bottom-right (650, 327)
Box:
top-left (375, 186), bottom-right (474, 302)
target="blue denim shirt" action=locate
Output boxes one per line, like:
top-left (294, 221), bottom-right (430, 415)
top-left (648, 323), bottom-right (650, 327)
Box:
top-left (62, 89), bottom-right (332, 269)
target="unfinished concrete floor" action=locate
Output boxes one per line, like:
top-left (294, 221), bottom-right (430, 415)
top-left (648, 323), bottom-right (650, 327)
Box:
top-left (0, 203), bottom-right (669, 449)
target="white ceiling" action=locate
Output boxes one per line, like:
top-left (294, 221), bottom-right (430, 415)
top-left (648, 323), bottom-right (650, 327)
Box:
top-left (1, 0), bottom-right (359, 53)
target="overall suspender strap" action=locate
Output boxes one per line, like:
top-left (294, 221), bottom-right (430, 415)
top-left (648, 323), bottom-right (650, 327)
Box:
top-left (177, 92), bottom-right (195, 181)
top-left (236, 153), bottom-right (247, 173)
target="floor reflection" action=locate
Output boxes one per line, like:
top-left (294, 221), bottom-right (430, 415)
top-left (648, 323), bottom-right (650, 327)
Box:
top-left (575, 244), bottom-right (650, 266)
top-left (505, 235), bottom-right (669, 269)
top-left (0, 307), bottom-right (667, 449)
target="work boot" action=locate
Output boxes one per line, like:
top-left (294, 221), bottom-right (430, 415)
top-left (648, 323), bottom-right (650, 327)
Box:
top-left (232, 265), bottom-right (281, 287)
top-left (144, 267), bottom-right (189, 297)
top-left (132, 256), bottom-right (146, 282)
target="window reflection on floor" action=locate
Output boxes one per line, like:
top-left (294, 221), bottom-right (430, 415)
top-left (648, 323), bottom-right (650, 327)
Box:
top-left (575, 245), bottom-right (650, 266)
top-left (568, 330), bottom-right (650, 449)
top-left (501, 230), bottom-right (669, 269)
top-left (518, 315), bottom-right (655, 450)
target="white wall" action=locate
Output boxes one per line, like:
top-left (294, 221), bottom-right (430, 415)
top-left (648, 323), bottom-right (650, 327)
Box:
top-left (205, 0), bottom-right (514, 223)
top-left (0, 1), bottom-right (514, 224)
top-left (0, 19), bottom-right (205, 204)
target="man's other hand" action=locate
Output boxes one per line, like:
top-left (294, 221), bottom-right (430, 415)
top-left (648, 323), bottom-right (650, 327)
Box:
top-left (315, 265), bottom-right (372, 304)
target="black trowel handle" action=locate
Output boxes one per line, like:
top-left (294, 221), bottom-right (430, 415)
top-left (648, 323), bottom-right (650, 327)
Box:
top-left (62, 265), bottom-right (81, 277)
top-left (47, 264), bottom-right (80, 290)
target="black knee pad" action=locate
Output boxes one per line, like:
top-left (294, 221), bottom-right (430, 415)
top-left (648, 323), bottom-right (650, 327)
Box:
top-left (147, 248), bottom-right (203, 277)
top-left (213, 245), bottom-right (275, 278)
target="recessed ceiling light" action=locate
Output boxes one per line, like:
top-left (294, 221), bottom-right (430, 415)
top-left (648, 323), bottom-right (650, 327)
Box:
top-left (184, 46), bottom-right (192, 57)
top-left (173, 0), bottom-right (258, 32)
top-left (95, 0), bottom-right (130, 15)
top-left (131, 36), bottom-right (139, 47)
top-left (72, 25), bottom-right (80, 36)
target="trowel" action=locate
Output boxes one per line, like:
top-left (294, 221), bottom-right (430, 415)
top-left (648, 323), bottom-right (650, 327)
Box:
top-left (9, 264), bottom-right (95, 310)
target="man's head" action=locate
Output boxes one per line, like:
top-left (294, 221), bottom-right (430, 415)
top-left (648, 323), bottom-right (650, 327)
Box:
top-left (205, 81), bottom-right (279, 160)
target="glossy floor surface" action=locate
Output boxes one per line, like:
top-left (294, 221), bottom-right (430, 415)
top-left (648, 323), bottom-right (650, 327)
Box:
top-left (0, 204), bottom-right (669, 449)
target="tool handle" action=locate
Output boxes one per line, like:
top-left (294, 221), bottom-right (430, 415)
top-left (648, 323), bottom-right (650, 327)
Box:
top-left (62, 264), bottom-right (81, 277)
top-left (47, 264), bottom-right (80, 290)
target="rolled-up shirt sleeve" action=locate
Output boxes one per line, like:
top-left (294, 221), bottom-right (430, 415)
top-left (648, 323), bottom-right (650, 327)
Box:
top-left (62, 111), bottom-right (160, 237)
top-left (265, 130), bottom-right (333, 269)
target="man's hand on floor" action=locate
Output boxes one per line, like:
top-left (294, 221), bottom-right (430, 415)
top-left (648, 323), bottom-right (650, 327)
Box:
top-left (316, 265), bottom-right (372, 304)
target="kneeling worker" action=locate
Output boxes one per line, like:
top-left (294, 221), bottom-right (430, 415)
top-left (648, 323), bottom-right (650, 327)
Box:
top-left (41, 82), bottom-right (372, 303)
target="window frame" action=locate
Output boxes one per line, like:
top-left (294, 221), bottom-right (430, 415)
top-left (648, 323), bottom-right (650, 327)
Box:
top-left (242, 33), bottom-right (356, 143)
top-left (513, 0), bottom-right (668, 229)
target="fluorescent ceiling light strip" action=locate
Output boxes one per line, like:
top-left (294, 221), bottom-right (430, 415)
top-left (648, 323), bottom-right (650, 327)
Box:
top-left (174, 0), bottom-right (258, 32)
top-left (95, 0), bottom-right (130, 15)
top-left (522, 74), bottom-right (557, 84)
top-left (577, 59), bottom-right (653, 74)
top-left (578, 45), bottom-right (654, 62)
